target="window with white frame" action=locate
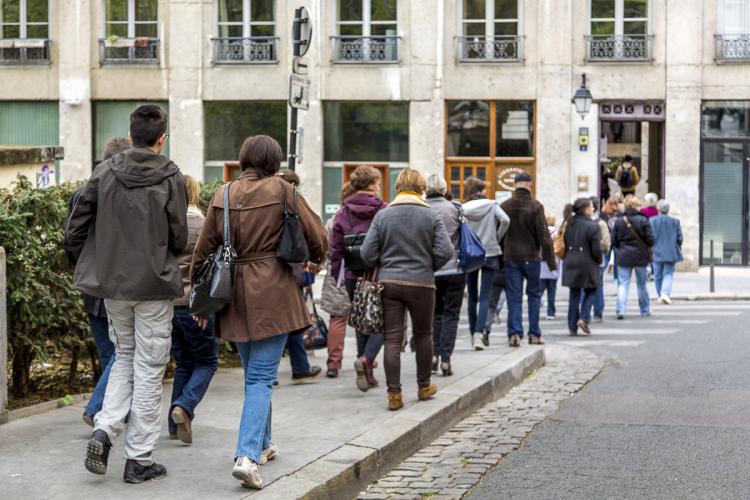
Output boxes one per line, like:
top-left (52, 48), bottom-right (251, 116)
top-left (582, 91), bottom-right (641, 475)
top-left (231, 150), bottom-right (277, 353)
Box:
top-left (105, 0), bottom-right (158, 38)
top-left (716, 0), bottom-right (750, 60)
top-left (459, 0), bottom-right (522, 60)
top-left (333, 0), bottom-right (398, 62)
top-left (587, 0), bottom-right (651, 61)
top-left (0, 0), bottom-right (48, 39)
top-left (217, 0), bottom-right (274, 38)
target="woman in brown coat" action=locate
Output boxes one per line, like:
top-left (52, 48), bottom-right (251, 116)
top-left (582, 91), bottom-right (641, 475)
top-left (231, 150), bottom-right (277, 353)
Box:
top-left (191, 136), bottom-right (327, 490)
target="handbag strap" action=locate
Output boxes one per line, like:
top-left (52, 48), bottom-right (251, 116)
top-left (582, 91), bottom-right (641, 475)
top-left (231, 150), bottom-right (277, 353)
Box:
top-left (281, 182), bottom-right (299, 216)
top-left (304, 286), bottom-right (319, 316)
top-left (623, 216), bottom-right (649, 251)
top-left (223, 182), bottom-right (234, 249)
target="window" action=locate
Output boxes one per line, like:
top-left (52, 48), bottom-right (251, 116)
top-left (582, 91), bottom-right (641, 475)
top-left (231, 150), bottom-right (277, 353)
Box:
top-left (458, 0), bottom-right (522, 61)
top-left (0, 0), bottom-right (48, 38)
top-left (0, 101), bottom-right (59, 181)
top-left (716, 0), bottom-right (750, 61)
top-left (93, 101), bottom-right (168, 162)
top-left (105, 0), bottom-right (158, 38)
top-left (203, 101), bottom-right (287, 181)
top-left (324, 101), bottom-right (408, 162)
top-left (587, 0), bottom-right (651, 61)
top-left (213, 0), bottom-right (277, 63)
top-left (333, 0), bottom-right (399, 62)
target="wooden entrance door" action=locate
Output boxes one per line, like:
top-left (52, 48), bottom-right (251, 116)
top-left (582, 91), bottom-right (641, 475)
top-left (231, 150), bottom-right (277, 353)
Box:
top-left (446, 161), bottom-right (494, 201)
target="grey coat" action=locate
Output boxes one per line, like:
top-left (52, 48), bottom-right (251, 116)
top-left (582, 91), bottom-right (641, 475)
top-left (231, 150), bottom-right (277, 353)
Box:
top-left (360, 195), bottom-right (454, 284)
top-left (426, 195), bottom-right (462, 276)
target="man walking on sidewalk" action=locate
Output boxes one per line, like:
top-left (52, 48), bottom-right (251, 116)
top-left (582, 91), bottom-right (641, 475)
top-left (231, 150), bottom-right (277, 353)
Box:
top-left (66, 105), bottom-right (188, 483)
top-left (500, 173), bottom-right (556, 347)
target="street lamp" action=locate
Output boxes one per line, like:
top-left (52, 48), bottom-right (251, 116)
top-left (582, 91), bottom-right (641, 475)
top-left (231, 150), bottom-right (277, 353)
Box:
top-left (572, 73), bottom-right (593, 119)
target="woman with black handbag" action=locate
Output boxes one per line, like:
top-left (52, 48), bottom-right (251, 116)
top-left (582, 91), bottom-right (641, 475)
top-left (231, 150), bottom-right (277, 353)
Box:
top-left (328, 165), bottom-right (387, 393)
top-left (191, 136), bottom-right (327, 490)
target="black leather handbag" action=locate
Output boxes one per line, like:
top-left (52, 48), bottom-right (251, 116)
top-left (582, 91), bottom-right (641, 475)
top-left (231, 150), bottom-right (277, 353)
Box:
top-left (277, 185), bottom-right (310, 263)
top-left (343, 210), bottom-right (368, 273)
top-left (189, 183), bottom-right (236, 316)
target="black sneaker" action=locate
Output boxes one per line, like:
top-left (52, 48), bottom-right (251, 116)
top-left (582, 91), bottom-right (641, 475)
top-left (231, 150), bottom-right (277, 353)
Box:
top-left (123, 459), bottom-right (167, 483)
top-left (84, 430), bottom-right (111, 475)
top-left (482, 331), bottom-right (490, 347)
top-left (292, 365), bottom-right (322, 381)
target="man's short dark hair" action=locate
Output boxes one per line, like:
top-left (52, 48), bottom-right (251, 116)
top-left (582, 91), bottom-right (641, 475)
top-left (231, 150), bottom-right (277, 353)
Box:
top-left (129, 105), bottom-right (168, 148)
top-left (102, 137), bottom-right (133, 161)
top-left (624, 154), bottom-right (633, 162)
top-left (239, 135), bottom-right (284, 177)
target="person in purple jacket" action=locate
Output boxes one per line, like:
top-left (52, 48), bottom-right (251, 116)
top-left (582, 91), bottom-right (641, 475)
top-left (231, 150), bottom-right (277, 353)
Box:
top-left (329, 165), bottom-right (387, 393)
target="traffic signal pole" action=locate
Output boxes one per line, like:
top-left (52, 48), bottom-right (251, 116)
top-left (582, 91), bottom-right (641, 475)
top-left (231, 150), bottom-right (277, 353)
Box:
top-left (288, 7), bottom-right (303, 172)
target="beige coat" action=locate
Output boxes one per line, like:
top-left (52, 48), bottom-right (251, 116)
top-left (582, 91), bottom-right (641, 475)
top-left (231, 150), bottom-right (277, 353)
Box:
top-left (191, 169), bottom-right (327, 343)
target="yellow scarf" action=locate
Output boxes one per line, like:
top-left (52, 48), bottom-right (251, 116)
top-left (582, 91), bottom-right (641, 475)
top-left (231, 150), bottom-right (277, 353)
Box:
top-left (397, 191), bottom-right (425, 201)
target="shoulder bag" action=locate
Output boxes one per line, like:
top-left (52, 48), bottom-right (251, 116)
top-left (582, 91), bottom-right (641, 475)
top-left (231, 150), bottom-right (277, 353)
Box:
top-left (554, 221), bottom-right (568, 259)
top-left (277, 184), bottom-right (311, 263)
top-left (303, 287), bottom-right (328, 350)
top-left (624, 216), bottom-right (653, 262)
top-left (347, 267), bottom-right (384, 335)
top-left (455, 203), bottom-right (486, 273)
top-left (189, 183), bottom-right (237, 317)
top-left (342, 209), bottom-right (369, 273)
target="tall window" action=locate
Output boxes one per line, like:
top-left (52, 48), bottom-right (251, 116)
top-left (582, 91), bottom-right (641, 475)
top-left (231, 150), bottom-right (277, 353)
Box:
top-left (716, 0), bottom-right (750, 61)
top-left (590, 0), bottom-right (648, 38)
top-left (333, 0), bottom-right (399, 62)
top-left (0, 0), bottom-right (48, 39)
top-left (459, 1), bottom-right (521, 61)
top-left (217, 0), bottom-right (274, 38)
top-left (105, 0), bottom-right (158, 38)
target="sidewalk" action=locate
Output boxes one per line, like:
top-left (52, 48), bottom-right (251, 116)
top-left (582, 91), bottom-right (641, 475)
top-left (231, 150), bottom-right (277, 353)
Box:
top-left (602, 267), bottom-right (750, 301)
top-left (0, 329), bottom-right (543, 500)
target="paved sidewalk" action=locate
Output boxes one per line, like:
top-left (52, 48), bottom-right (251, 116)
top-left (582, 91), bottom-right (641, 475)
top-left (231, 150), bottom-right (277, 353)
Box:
top-left (0, 328), bottom-right (541, 500)
top-left (601, 267), bottom-right (750, 301)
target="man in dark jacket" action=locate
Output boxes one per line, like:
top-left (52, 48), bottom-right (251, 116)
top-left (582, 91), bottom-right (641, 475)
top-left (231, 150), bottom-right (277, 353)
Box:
top-left (66, 105), bottom-right (187, 483)
top-left (612, 196), bottom-right (655, 319)
top-left (65, 136), bottom-right (133, 428)
top-left (500, 173), bottom-right (556, 347)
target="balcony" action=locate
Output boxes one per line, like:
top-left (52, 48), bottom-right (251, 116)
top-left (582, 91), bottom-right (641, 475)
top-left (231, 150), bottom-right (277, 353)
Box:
top-left (456, 35), bottom-right (524, 63)
top-left (211, 37), bottom-right (278, 64)
top-left (0, 39), bottom-right (50, 65)
top-left (715, 34), bottom-right (750, 63)
top-left (330, 36), bottom-right (400, 63)
top-left (585, 34), bottom-right (654, 62)
top-left (99, 37), bottom-right (159, 66)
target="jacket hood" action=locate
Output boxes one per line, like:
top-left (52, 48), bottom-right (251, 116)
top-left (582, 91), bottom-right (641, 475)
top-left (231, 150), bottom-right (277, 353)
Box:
top-left (463, 197), bottom-right (496, 221)
top-left (110, 148), bottom-right (178, 189)
top-left (344, 192), bottom-right (386, 219)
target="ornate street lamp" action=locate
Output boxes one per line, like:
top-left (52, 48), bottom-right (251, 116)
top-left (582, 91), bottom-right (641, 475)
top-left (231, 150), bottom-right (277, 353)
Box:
top-left (572, 73), bottom-right (593, 119)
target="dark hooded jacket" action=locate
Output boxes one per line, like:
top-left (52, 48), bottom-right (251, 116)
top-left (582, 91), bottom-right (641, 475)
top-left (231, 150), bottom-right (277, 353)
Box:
top-left (329, 191), bottom-right (387, 281)
top-left (65, 148), bottom-right (188, 301)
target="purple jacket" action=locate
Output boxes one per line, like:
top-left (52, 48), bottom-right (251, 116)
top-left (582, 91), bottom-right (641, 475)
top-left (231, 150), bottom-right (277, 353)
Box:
top-left (641, 206), bottom-right (659, 218)
top-left (329, 192), bottom-right (387, 281)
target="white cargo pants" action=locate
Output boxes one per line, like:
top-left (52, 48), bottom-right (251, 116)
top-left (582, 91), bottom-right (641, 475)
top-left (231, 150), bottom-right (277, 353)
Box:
top-left (94, 299), bottom-right (173, 462)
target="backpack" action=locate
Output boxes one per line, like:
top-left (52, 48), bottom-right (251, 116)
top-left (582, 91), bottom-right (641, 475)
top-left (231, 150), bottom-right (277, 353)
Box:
top-left (553, 221), bottom-right (568, 259)
top-left (618, 166), bottom-right (633, 189)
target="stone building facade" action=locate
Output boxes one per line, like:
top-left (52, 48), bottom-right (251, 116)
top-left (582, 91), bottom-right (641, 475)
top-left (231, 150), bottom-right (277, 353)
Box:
top-left (2, 0), bottom-right (750, 268)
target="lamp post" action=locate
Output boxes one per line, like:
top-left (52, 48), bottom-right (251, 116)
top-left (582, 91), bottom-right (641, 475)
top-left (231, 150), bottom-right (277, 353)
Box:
top-left (573, 73), bottom-right (593, 119)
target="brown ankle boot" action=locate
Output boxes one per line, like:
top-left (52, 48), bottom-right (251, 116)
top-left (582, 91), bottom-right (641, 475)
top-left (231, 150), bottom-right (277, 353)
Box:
top-left (417, 383), bottom-right (438, 401)
top-left (388, 391), bottom-right (403, 411)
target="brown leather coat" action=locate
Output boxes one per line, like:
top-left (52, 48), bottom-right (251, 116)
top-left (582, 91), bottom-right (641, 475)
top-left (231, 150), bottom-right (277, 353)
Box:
top-left (191, 170), bottom-right (327, 343)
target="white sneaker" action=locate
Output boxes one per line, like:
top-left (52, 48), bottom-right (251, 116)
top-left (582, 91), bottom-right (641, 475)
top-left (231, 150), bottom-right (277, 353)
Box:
top-left (473, 336), bottom-right (485, 351)
top-left (259, 442), bottom-right (278, 465)
top-left (660, 294), bottom-right (671, 305)
top-left (232, 456), bottom-right (263, 489)
top-left (545, 316), bottom-right (555, 321)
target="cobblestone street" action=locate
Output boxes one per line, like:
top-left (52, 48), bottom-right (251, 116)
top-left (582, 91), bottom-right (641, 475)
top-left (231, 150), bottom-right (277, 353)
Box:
top-left (358, 346), bottom-right (605, 500)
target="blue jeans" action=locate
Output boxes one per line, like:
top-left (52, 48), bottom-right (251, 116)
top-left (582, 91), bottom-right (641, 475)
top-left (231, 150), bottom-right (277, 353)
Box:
top-left (467, 256), bottom-right (499, 334)
top-left (505, 260), bottom-right (542, 338)
top-left (653, 261), bottom-right (676, 297)
top-left (346, 279), bottom-right (384, 360)
top-left (168, 307), bottom-right (219, 434)
top-left (286, 333), bottom-right (310, 376)
top-left (592, 265), bottom-right (606, 318)
top-left (617, 266), bottom-right (650, 316)
top-left (235, 333), bottom-right (288, 462)
top-left (569, 288), bottom-right (596, 332)
top-left (541, 279), bottom-right (557, 317)
top-left (84, 314), bottom-right (115, 418)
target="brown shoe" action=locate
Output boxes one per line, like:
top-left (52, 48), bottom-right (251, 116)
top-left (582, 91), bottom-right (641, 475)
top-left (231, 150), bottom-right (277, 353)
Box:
top-left (417, 383), bottom-right (438, 401)
top-left (528, 335), bottom-right (545, 345)
top-left (171, 406), bottom-right (192, 444)
top-left (577, 320), bottom-right (591, 334)
top-left (388, 391), bottom-right (404, 411)
top-left (508, 335), bottom-right (521, 347)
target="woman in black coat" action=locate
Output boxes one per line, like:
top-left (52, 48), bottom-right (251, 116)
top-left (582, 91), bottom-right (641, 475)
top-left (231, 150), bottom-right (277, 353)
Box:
top-left (562, 198), bottom-right (603, 335)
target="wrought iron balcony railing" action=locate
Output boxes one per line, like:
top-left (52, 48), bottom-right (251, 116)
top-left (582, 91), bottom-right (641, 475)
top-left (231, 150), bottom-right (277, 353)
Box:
top-left (0, 39), bottom-right (50, 65)
top-left (331, 35), bottom-right (400, 63)
top-left (585, 34), bottom-right (654, 62)
top-left (715, 34), bottom-right (750, 62)
top-left (212, 37), bottom-right (279, 64)
top-left (99, 37), bottom-right (159, 66)
top-left (456, 35), bottom-right (524, 62)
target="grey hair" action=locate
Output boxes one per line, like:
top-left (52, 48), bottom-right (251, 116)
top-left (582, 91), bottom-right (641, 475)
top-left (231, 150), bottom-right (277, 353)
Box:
top-left (425, 173), bottom-right (448, 196)
top-left (644, 192), bottom-right (659, 207)
top-left (657, 199), bottom-right (670, 214)
top-left (103, 137), bottom-right (133, 161)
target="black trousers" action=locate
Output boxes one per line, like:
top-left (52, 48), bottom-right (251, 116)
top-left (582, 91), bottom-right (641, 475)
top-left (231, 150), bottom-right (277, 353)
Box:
top-left (433, 274), bottom-right (466, 363)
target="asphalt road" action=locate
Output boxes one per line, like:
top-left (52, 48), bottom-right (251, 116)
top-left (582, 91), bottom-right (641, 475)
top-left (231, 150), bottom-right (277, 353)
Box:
top-left (467, 301), bottom-right (750, 500)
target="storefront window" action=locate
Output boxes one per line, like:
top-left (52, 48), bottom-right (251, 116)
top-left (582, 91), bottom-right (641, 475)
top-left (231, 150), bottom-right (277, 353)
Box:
top-left (447, 100), bottom-right (490, 157)
top-left (701, 101), bottom-right (750, 138)
top-left (496, 100), bottom-right (533, 157)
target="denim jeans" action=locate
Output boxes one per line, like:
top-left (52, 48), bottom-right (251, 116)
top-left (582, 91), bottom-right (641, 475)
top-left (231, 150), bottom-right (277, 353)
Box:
top-left (653, 261), bottom-right (676, 297)
top-left (586, 266), bottom-right (606, 319)
top-left (347, 279), bottom-right (384, 361)
top-left (168, 307), bottom-right (219, 434)
top-left (235, 333), bottom-right (289, 463)
top-left (569, 288), bottom-right (597, 332)
top-left (84, 314), bottom-right (115, 418)
top-left (467, 256), bottom-right (499, 334)
top-left (433, 274), bottom-right (466, 363)
top-left (541, 279), bottom-right (557, 317)
top-left (617, 266), bottom-right (650, 316)
top-left (286, 333), bottom-right (311, 376)
top-left (505, 260), bottom-right (542, 338)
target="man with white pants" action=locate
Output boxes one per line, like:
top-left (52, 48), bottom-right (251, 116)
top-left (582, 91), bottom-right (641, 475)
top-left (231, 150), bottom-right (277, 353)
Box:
top-left (66, 104), bottom-right (187, 483)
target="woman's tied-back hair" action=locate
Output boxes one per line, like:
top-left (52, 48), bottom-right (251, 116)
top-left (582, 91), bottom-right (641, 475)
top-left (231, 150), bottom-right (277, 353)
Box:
top-left (185, 175), bottom-right (201, 206)
top-left (239, 135), bottom-right (284, 177)
top-left (395, 168), bottom-right (426, 194)
top-left (340, 181), bottom-right (355, 203)
top-left (349, 165), bottom-right (381, 192)
top-left (463, 176), bottom-right (486, 200)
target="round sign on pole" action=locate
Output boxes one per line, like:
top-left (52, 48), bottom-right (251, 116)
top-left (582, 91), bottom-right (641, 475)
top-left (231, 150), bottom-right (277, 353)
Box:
top-left (294, 7), bottom-right (313, 57)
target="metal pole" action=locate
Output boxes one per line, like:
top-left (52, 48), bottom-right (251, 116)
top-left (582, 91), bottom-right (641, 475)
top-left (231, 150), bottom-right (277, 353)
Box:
top-left (288, 7), bottom-right (303, 172)
top-left (710, 239), bottom-right (715, 293)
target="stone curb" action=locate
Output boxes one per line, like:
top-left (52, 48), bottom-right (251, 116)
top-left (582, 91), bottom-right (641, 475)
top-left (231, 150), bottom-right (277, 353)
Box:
top-left (248, 346), bottom-right (546, 500)
top-left (1, 392), bottom-right (92, 424)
